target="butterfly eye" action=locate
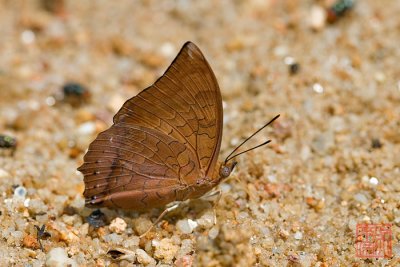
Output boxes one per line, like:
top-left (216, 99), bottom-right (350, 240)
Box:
top-left (220, 166), bottom-right (231, 178)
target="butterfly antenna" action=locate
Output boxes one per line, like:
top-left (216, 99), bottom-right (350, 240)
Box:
top-left (224, 114), bottom-right (280, 163)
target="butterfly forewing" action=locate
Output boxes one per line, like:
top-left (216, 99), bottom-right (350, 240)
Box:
top-left (78, 42), bottom-right (223, 210)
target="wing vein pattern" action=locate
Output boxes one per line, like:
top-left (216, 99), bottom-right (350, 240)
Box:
top-left (78, 42), bottom-right (223, 210)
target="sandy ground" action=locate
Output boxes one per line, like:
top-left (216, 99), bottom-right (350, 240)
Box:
top-left (0, 0), bottom-right (399, 266)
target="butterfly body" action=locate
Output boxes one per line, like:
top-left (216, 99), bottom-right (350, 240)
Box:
top-left (78, 42), bottom-right (231, 210)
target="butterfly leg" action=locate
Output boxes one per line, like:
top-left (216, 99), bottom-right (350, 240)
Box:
top-left (200, 189), bottom-right (222, 224)
top-left (139, 203), bottom-right (180, 238)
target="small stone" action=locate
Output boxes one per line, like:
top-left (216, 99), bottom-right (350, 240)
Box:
top-left (140, 52), bottom-right (166, 68)
top-left (74, 109), bottom-right (95, 123)
top-left (109, 217), bottom-right (127, 234)
top-left (69, 195), bottom-right (85, 211)
top-left (208, 226), bottom-right (219, 239)
top-left (312, 83), bottom-right (324, 93)
top-left (309, 5), bottom-right (326, 31)
top-left (369, 177), bottom-right (379, 185)
top-left (371, 138), bottom-right (382, 149)
top-left (225, 38), bottom-right (245, 52)
top-left (153, 238), bottom-right (179, 263)
top-left (62, 82), bottom-right (90, 106)
top-left (177, 239), bottom-right (194, 257)
top-left (374, 72), bottom-right (386, 83)
top-left (311, 132), bottom-right (334, 155)
top-left (13, 186), bottom-right (27, 199)
top-left (175, 255), bottom-right (194, 267)
top-left (11, 231), bottom-right (24, 245)
top-left (86, 209), bottom-right (107, 228)
top-left (0, 134), bottom-right (17, 149)
top-left (160, 42), bottom-right (175, 57)
top-left (109, 36), bottom-right (134, 56)
top-left (279, 228), bottom-right (290, 239)
top-left (326, 0), bottom-right (355, 23)
top-left (288, 62), bottom-right (300, 75)
top-left (354, 193), bottom-right (369, 204)
top-left (103, 233), bottom-right (123, 245)
top-left (23, 234), bottom-right (40, 250)
top-left (63, 82), bottom-right (88, 97)
top-left (122, 236), bottom-right (140, 249)
top-left (28, 199), bottom-right (48, 214)
top-left (136, 248), bottom-right (156, 266)
top-left (294, 231), bottom-right (303, 240)
top-left (61, 214), bottom-right (80, 226)
top-left (176, 219), bottom-right (198, 234)
top-left (133, 217), bottom-right (153, 236)
top-left (46, 247), bottom-right (78, 267)
top-left (79, 223), bottom-right (89, 237)
top-left (77, 122), bottom-right (96, 135)
top-left (197, 211), bottom-right (215, 228)
top-left (0, 168), bottom-right (11, 179)
top-left (21, 30), bottom-right (36, 45)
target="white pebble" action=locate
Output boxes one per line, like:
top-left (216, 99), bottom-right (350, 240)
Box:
top-left (267, 174), bottom-right (277, 183)
top-left (24, 198), bottom-right (30, 208)
top-left (21, 30), bottom-right (36, 45)
top-left (160, 42), bottom-right (175, 57)
top-left (273, 46), bottom-right (288, 57)
top-left (312, 83), bottom-right (324, 93)
top-left (369, 177), bottom-right (379, 185)
top-left (45, 96), bottom-right (56, 106)
top-left (136, 248), bottom-right (156, 265)
top-left (103, 233), bottom-right (123, 245)
top-left (208, 226), bottom-right (219, 239)
top-left (284, 56), bottom-right (295, 65)
top-left (28, 199), bottom-right (48, 214)
top-left (294, 231), bottom-right (303, 240)
top-left (309, 5), bottom-right (326, 31)
top-left (237, 212), bottom-right (249, 220)
top-left (109, 217), bottom-right (127, 234)
top-left (77, 122), bottom-right (96, 135)
top-left (354, 193), bottom-right (369, 204)
top-left (11, 230), bottom-right (24, 244)
top-left (123, 236), bottom-right (140, 249)
top-left (176, 219), bottom-right (198, 234)
top-left (0, 169), bottom-right (10, 179)
top-left (374, 72), bottom-right (386, 83)
top-left (197, 212), bottom-right (215, 228)
top-left (13, 186), bottom-right (27, 199)
top-left (46, 247), bottom-right (78, 267)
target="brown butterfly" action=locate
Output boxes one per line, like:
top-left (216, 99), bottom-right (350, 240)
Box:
top-left (78, 42), bottom-right (279, 211)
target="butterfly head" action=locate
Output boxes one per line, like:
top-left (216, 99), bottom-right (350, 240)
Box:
top-left (219, 161), bottom-right (237, 180)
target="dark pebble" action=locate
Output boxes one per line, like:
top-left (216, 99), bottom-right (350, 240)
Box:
top-left (327, 0), bottom-right (354, 23)
top-left (86, 209), bottom-right (107, 228)
top-left (371, 138), bottom-right (382, 149)
top-left (289, 63), bottom-right (300, 75)
top-left (0, 134), bottom-right (17, 149)
top-left (62, 82), bottom-right (90, 106)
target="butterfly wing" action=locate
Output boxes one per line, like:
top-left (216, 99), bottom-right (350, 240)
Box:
top-left (78, 42), bottom-right (223, 209)
top-left (78, 123), bottom-right (199, 209)
top-left (114, 42), bottom-right (223, 177)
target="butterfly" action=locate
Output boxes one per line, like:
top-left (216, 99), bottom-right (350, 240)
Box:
top-left (78, 41), bottom-right (279, 211)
